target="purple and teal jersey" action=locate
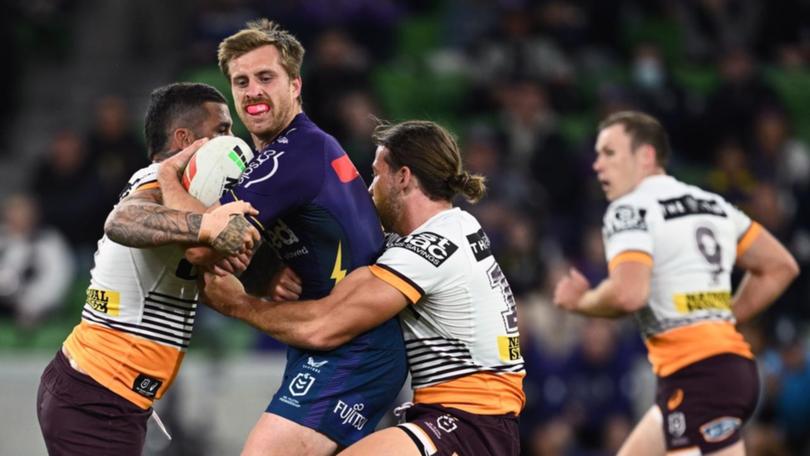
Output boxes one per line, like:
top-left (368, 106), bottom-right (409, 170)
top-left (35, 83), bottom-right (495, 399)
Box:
top-left (220, 113), bottom-right (406, 445)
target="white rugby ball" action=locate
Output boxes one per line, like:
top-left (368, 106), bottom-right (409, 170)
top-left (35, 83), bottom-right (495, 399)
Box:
top-left (182, 136), bottom-right (254, 205)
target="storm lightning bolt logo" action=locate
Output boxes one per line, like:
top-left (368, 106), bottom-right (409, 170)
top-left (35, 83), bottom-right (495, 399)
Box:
top-left (331, 241), bottom-right (347, 284)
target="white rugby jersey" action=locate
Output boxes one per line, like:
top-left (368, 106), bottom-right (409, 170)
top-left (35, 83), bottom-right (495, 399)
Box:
top-left (603, 174), bottom-right (757, 376)
top-left (64, 163), bottom-right (199, 408)
top-left (369, 208), bottom-right (525, 415)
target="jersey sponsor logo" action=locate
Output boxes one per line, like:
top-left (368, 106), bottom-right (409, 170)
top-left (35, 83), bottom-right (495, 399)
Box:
top-left (668, 411), bottom-right (686, 438)
top-left (331, 154), bottom-right (360, 183)
top-left (266, 220), bottom-right (301, 250)
top-left (700, 417), bottom-right (741, 443)
top-left (659, 194), bottom-right (727, 220)
top-left (86, 288), bottom-right (121, 316)
top-left (673, 291), bottom-right (731, 314)
top-left (289, 372), bottom-right (315, 397)
top-left (497, 336), bottom-right (522, 361)
top-left (240, 148), bottom-right (286, 188)
top-left (604, 205), bottom-right (648, 238)
top-left (304, 357), bottom-right (328, 373)
top-left (132, 374), bottom-right (162, 399)
top-left (307, 357), bottom-right (328, 368)
top-left (467, 229), bottom-right (492, 261)
top-left (389, 231), bottom-right (458, 267)
top-left (333, 400), bottom-right (368, 430)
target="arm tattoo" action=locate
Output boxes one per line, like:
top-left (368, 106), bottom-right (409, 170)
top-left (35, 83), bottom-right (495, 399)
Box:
top-left (105, 196), bottom-right (202, 248)
top-left (210, 215), bottom-right (253, 256)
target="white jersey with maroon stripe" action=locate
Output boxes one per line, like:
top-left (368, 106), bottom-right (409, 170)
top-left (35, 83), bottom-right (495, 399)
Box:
top-left (64, 163), bottom-right (199, 408)
top-left (368, 208), bottom-right (525, 415)
top-left (602, 174), bottom-right (758, 375)
top-left (83, 163), bottom-right (198, 347)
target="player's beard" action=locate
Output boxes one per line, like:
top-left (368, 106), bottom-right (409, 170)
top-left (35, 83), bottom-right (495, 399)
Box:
top-left (375, 185), bottom-right (404, 233)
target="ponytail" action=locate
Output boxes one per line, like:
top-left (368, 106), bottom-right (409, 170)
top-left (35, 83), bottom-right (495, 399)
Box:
top-left (448, 172), bottom-right (487, 203)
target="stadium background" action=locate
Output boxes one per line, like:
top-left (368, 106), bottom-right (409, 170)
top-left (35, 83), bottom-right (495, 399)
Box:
top-left (1, 1), bottom-right (809, 454)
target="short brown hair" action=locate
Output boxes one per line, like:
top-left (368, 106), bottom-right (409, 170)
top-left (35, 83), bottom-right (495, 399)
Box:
top-left (217, 19), bottom-right (305, 101)
top-left (598, 111), bottom-right (671, 167)
top-left (372, 120), bottom-right (487, 203)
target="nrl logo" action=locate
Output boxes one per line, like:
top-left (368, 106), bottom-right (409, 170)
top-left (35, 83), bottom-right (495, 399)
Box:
top-left (289, 373), bottom-right (315, 397)
top-left (436, 415), bottom-right (458, 433)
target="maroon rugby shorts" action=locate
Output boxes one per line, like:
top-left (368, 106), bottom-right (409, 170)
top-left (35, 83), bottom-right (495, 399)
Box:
top-left (656, 353), bottom-right (759, 454)
top-left (397, 403), bottom-right (519, 456)
top-left (36, 349), bottom-right (152, 456)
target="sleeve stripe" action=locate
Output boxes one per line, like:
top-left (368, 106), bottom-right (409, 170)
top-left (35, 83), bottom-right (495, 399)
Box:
top-left (225, 189), bottom-right (266, 233)
top-left (132, 181), bottom-right (159, 193)
top-left (369, 264), bottom-right (424, 304)
top-left (608, 250), bottom-right (653, 272)
top-left (736, 221), bottom-right (762, 257)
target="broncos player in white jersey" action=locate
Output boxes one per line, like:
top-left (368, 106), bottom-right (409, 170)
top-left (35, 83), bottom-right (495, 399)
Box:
top-left (554, 111), bottom-right (799, 456)
top-left (202, 120), bottom-right (525, 456)
top-left (36, 82), bottom-right (259, 456)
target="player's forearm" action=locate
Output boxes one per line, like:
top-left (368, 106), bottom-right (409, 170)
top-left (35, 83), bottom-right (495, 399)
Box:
top-left (577, 280), bottom-right (635, 318)
top-left (105, 201), bottom-right (202, 247)
top-left (229, 296), bottom-right (335, 350)
top-left (157, 163), bottom-right (207, 213)
top-left (732, 266), bottom-right (799, 323)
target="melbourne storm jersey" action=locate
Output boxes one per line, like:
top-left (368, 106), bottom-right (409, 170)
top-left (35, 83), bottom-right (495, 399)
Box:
top-left (64, 163), bottom-right (199, 409)
top-left (369, 208), bottom-right (526, 415)
top-left (602, 174), bottom-right (758, 376)
top-left (220, 113), bottom-right (403, 352)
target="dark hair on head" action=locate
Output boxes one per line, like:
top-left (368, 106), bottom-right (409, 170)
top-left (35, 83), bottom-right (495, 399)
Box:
top-left (144, 82), bottom-right (227, 160)
top-left (372, 120), bottom-right (487, 203)
top-left (598, 110), bottom-right (671, 168)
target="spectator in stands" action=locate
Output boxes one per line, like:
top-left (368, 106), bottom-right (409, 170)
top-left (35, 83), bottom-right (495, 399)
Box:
top-left (85, 95), bottom-right (144, 206)
top-left (751, 107), bottom-right (810, 196)
top-left (333, 90), bottom-right (380, 182)
top-left (31, 129), bottom-right (108, 260)
top-left (466, 7), bottom-right (574, 115)
top-left (705, 139), bottom-right (759, 207)
top-left (702, 47), bottom-right (782, 151)
top-left (0, 193), bottom-right (74, 329)
top-left (560, 319), bottom-right (637, 451)
top-left (187, 0), bottom-right (258, 66)
top-left (759, 320), bottom-right (810, 455)
top-left (675, 0), bottom-right (762, 63)
top-left (303, 29), bottom-right (371, 138)
top-left (628, 42), bottom-right (694, 159)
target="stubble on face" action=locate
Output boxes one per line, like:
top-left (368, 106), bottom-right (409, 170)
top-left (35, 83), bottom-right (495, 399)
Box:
top-left (228, 45), bottom-right (300, 149)
top-left (375, 184), bottom-right (403, 233)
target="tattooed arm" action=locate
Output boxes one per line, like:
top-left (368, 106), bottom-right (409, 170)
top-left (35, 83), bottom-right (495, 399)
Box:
top-left (104, 188), bottom-right (260, 258)
top-left (104, 188), bottom-right (202, 247)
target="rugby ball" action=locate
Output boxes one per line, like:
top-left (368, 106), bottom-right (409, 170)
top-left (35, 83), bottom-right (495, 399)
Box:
top-left (182, 136), bottom-right (254, 205)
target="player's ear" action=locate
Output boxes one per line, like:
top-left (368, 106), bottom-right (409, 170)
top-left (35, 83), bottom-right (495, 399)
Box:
top-left (399, 166), bottom-right (415, 191)
top-left (172, 128), bottom-right (194, 150)
top-left (291, 77), bottom-right (302, 99)
top-left (640, 144), bottom-right (657, 169)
